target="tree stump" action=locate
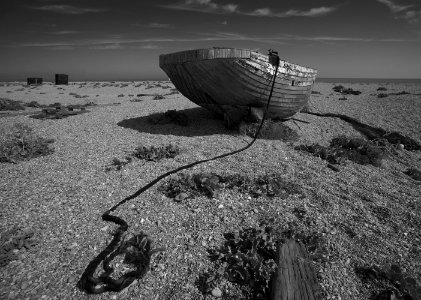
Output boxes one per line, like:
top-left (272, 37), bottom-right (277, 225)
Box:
top-left (271, 240), bottom-right (321, 300)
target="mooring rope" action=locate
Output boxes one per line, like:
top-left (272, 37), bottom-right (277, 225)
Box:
top-left (77, 52), bottom-right (281, 294)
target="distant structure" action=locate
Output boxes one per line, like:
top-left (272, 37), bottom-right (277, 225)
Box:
top-left (27, 78), bottom-right (43, 85)
top-left (55, 74), bottom-right (69, 85)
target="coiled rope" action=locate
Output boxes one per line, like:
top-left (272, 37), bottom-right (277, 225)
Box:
top-left (77, 51), bottom-right (280, 294)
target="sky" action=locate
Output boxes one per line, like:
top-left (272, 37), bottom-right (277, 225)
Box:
top-left (1, 0), bottom-right (421, 81)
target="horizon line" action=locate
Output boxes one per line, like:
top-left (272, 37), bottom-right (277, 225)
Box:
top-left (1, 77), bottom-right (421, 82)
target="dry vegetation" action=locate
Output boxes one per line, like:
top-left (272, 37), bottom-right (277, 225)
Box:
top-left (0, 80), bottom-right (420, 300)
top-left (0, 123), bottom-right (55, 163)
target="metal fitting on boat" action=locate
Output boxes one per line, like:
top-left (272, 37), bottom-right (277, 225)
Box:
top-left (268, 49), bottom-right (280, 66)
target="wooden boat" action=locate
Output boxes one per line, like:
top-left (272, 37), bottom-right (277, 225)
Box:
top-left (159, 48), bottom-right (317, 123)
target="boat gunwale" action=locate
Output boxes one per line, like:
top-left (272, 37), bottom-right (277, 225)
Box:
top-left (159, 47), bottom-right (317, 75)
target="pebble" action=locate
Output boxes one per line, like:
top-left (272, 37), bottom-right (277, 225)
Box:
top-left (175, 192), bottom-right (189, 202)
top-left (211, 287), bottom-right (222, 298)
top-left (218, 204), bottom-right (224, 209)
top-left (21, 281), bottom-right (29, 290)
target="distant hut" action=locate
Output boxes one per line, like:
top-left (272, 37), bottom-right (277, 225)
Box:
top-left (27, 78), bottom-right (43, 85)
top-left (55, 74), bottom-right (69, 85)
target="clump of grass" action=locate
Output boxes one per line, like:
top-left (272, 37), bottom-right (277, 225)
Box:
top-left (105, 156), bottom-right (132, 171)
top-left (377, 93), bottom-right (388, 98)
top-left (311, 90), bottom-right (321, 95)
top-left (105, 144), bottom-right (180, 171)
top-left (0, 226), bottom-right (38, 267)
top-left (334, 136), bottom-right (385, 166)
top-left (82, 101), bottom-right (97, 107)
top-left (0, 98), bottom-right (25, 111)
top-left (117, 94), bottom-right (124, 97)
top-left (0, 123), bottom-right (55, 163)
top-left (377, 87), bottom-right (387, 91)
top-left (30, 104), bottom-right (89, 120)
top-left (159, 172), bottom-right (303, 201)
top-left (355, 264), bottom-right (421, 300)
top-left (295, 135), bottom-right (385, 167)
top-left (390, 91), bottom-right (411, 95)
top-left (239, 120), bottom-right (299, 142)
top-left (25, 101), bottom-right (43, 108)
top-left (165, 89), bottom-right (180, 96)
top-left (404, 168), bottom-right (421, 181)
top-left (49, 102), bottom-right (62, 107)
top-left (338, 97), bottom-right (347, 100)
top-left (332, 85), bottom-right (361, 95)
top-left (129, 98), bottom-right (143, 102)
top-left (132, 144), bottom-right (180, 162)
top-left (197, 226), bottom-right (278, 299)
top-left (153, 94), bottom-right (165, 100)
top-left (374, 132), bottom-right (421, 151)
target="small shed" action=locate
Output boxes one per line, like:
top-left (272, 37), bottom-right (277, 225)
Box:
top-left (27, 78), bottom-right (43, 85)
top-left (55, 74), bottom-right (69, 85)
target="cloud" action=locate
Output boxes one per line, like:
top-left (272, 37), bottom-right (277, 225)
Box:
top-left (162, 0), bottom-right (238, 14)
top-left (89, 43), bottom-right (123, 50)
top-left (138, 44), bottom-right (161, 49)
top-left (248, 8), bottom-right (271, 16)
top-left (30, 4), bottom-right (107, 14)
top-left (376, 0), bottom-right (412, 12)
top-left (49, 45), bottom-right (75, 50)
top-left (245, 6), bottom-right (336, 17)
top-left (19, 42), bottom-right (75, 47)
top-left (402, 9), bottom-right (421, 22)
top-left (48, 30), bottom-right (78, 35)
top-left (162, 1), bottom-right (336, 17)
top-left (376, 0), bottom-right (421, 23)
top-left (204, 32), bottom-right (419, 43)
top-left (222, 4), bottom-right (238, 13)
top-left (147, 23), bottom-right (171, 28)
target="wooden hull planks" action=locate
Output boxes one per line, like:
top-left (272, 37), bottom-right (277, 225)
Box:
top-left (159, 48), bottom-right (317, 119)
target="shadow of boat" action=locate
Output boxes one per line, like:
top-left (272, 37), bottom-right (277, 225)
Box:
top-left (117, 107), bottom-right (232, 137)
top-left (118, 106), bottom-right (300, 141)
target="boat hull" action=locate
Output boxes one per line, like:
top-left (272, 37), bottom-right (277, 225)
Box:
top-left (159, 48), bottom-right (317, 119)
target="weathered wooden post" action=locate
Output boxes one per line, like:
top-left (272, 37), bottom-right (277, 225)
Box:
top-left (55, 74), bottom-right (69, 85)
top-left (271, 240), bottom-right (321, 300)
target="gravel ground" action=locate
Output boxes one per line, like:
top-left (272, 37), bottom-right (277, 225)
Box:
top-left (0, 81), bottom-right (420, 300)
